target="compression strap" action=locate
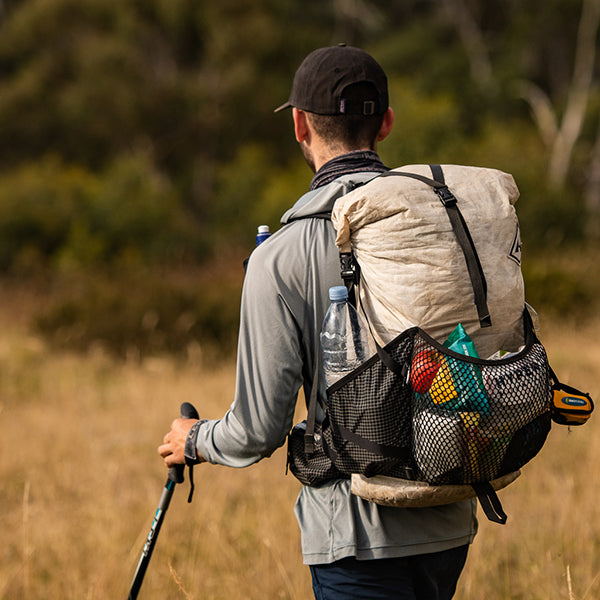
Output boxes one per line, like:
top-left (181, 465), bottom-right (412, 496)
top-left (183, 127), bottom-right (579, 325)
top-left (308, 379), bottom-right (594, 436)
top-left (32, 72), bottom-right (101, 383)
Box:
top-left (379, 167), bottom-right (492, 328)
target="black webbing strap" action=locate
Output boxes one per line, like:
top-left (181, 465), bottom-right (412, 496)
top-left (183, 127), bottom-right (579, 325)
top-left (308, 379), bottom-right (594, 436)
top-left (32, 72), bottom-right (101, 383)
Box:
top-left (429, 164), bottom-right (491, 328)
top-left (379, 167), bottom-right (492, 328)
top-left (330, 418), bottom-right (411, 459)
top-left (340, 251), bottom-right (359, 306)
top-left (304, 361), bottom-right (324, 454)
top-left (429, 163), bottom-right (445, 184)
top-left (375, 342), bottom-right (406, 378)
top-left (356, 294), bottom-right (407, 379)
top-left (471, 482), bottom-right (508, 524)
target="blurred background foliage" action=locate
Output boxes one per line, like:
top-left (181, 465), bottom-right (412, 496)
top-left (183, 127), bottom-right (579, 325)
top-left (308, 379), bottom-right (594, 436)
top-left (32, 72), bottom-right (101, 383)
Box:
top-left (0, 0), bottom-right (599, 357)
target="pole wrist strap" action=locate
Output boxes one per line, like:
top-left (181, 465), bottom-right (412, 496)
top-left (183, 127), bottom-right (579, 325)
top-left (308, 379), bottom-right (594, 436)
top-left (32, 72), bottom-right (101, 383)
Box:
top-left (184, 419), bottom-right (207, 502)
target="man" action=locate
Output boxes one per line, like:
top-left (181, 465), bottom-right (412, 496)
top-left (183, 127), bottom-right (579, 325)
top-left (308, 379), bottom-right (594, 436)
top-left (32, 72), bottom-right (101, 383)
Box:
top-left (159, 44), bottom-right (477, 600)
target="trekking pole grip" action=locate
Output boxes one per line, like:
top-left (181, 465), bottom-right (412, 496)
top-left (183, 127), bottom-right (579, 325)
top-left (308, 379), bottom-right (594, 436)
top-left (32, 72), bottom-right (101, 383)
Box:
top-left (168, 402), bottom-right (199, 484)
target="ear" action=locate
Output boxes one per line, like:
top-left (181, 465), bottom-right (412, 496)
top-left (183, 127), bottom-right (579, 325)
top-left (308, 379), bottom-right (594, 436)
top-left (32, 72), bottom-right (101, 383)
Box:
top-left (293, 108), bottom-right (310, 144)
top-left (376, 107), bottom-right (394, 142)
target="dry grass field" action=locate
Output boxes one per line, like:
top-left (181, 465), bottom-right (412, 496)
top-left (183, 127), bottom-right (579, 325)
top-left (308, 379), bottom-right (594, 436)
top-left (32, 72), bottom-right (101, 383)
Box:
top-left (1, 285), bottom-right (599, 599)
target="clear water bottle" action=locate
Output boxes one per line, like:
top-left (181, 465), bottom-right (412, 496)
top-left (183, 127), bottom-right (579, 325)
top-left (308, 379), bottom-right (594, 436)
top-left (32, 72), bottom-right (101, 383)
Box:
top-left (256, 225), bottom-right (271, 245)
top-left (320, 286), bottom-right (375, 387)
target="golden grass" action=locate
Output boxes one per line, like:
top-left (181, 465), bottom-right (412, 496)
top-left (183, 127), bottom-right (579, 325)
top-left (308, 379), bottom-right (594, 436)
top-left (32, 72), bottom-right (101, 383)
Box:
top-left (1, 295), bottom-right (600, 599)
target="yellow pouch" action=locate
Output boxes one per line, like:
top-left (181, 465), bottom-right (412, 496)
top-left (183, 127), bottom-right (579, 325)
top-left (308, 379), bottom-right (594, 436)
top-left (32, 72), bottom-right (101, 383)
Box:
top-left (429, 358), bottom-right (457, 405)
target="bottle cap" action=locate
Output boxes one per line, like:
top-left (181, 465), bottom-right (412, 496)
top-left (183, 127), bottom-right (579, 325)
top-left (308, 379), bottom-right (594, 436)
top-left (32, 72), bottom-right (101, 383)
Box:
top-left (329, 286), bottom-right (348, 301)
top-left (257, 225), bottom-right (270, 234)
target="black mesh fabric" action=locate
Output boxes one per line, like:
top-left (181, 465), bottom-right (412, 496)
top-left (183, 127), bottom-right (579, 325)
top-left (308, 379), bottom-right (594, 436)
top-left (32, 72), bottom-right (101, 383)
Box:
top-left (321, 331), bottom-right (417, 479)
top-left (312, 324), bottom-right (552, 486)
top-left (287, 422), bottom-right (347, 486)
top-left (409, 332), bottom-right (552, 484)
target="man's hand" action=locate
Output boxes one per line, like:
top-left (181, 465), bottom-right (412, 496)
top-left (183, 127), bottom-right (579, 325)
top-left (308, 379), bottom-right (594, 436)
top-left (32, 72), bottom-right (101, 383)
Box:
top-left (158, 418), bottom-right (205, 468)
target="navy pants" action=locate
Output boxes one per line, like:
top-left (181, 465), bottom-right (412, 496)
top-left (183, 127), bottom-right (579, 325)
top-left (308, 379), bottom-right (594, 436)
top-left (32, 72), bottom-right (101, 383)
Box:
top-left (309, 544), bottom-right (469, 600)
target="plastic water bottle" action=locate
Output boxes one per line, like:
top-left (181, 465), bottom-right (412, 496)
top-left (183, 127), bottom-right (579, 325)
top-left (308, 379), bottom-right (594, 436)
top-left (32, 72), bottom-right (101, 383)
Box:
top-left (320, 286), bottom-right (374, 387)
top-left (256, 225), bottom-right (271, 245)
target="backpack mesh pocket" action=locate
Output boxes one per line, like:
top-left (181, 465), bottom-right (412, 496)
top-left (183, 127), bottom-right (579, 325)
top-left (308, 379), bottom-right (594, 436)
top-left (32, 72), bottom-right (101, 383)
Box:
top-left (287, 422), bottom-right (347, 486)
top-left (410, 333), bottom-right (552, 484)
top-left (322, 332), bottom-right (417, 479)
top-left (321, 326), bottom-right (552, 485)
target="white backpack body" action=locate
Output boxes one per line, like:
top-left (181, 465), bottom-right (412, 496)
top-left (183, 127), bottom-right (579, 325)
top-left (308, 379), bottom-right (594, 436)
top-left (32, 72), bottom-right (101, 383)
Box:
top-left (331, 164), bottom-right (526, 359)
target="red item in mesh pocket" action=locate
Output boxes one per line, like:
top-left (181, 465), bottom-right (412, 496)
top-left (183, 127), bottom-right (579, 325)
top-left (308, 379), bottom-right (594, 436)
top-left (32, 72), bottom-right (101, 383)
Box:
top-left (409, 349), bottom-right (442, 393)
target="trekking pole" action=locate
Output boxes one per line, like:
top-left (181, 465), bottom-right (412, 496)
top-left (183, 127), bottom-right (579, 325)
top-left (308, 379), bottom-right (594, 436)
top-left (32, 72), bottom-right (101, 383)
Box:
top-left (127, 401), bottom-right (199, 600)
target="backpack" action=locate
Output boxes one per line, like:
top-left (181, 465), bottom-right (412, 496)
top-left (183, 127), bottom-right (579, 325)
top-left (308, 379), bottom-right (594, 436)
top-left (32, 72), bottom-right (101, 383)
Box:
top-left (287, 164), bottom-right (593, 524)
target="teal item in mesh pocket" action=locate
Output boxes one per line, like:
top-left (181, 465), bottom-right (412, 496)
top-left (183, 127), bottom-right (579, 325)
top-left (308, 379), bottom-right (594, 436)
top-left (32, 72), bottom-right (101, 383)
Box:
top-left (439, 324), bottom-right (490, 415)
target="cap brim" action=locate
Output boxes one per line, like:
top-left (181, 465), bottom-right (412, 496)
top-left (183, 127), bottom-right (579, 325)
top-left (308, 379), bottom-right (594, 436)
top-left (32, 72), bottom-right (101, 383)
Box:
top-left (274, 101), bottom-right (292, 113)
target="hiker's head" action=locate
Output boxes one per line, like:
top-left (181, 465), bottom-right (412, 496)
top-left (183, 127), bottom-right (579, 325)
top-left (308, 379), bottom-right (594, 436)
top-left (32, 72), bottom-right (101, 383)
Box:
top-left (275, 45), bottom-right (394, 170)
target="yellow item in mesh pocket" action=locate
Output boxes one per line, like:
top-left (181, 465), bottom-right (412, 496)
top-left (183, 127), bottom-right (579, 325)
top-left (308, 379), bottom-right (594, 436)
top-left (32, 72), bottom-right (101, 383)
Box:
top-left (429, 359), bottom-right (458, 405)
top-left (460, 412), bottom-right (483, 480)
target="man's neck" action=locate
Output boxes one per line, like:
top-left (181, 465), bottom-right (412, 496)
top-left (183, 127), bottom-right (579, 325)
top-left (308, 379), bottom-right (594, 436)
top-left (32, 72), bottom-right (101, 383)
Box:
top-left (312, 145), bottom-right (372, 173)
top-left (309, 150), bottom-right (389, 190)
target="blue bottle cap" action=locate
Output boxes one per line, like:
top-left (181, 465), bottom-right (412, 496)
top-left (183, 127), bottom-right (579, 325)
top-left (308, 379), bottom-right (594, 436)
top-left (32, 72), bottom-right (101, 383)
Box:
top-left (329, 286), bottom-right (348, 301)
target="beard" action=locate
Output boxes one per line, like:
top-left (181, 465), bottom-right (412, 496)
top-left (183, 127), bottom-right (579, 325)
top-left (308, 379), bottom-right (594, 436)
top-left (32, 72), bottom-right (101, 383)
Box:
top-left (300, 142), bottom-right (316, 173)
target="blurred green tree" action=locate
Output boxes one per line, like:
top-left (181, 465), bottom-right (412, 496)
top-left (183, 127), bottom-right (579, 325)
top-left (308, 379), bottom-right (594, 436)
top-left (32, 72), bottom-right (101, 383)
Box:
top-left (0, 0), bottom-right (595, 353)
top-left (0, 1), bottom-right (596, 284)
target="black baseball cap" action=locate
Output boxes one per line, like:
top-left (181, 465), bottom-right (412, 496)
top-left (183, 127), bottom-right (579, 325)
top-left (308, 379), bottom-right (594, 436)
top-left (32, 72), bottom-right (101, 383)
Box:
top-left (274, 44), bottom-right (388, 116)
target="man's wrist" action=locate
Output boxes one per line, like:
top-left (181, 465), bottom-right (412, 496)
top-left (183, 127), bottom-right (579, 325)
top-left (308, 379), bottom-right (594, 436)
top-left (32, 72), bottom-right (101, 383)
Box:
top-left (184, 419), bottom-right (207, 466)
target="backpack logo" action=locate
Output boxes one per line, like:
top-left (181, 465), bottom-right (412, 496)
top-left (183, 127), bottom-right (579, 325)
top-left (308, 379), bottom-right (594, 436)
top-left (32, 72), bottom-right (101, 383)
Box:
top-left (509, 224), bottom-right (522, 265)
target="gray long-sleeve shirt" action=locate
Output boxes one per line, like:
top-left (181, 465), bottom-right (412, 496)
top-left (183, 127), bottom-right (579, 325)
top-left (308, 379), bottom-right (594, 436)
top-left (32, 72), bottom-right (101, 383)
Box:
top-left (196, 172), bottom-right (477, 565)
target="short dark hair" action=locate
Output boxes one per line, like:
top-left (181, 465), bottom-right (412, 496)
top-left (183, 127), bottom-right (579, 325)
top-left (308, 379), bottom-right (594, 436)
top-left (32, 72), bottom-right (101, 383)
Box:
top-left (306, 112), bottom-right (385, 151)
top-left (305, 82), bottom-right (386, 151)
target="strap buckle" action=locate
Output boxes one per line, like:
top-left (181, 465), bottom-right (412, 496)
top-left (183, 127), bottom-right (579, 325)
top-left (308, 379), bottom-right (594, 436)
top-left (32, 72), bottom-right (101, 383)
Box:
top-left (435, 185), bottom-right (457, 207)
top-left (340, 251), bottom-right (360, 288)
